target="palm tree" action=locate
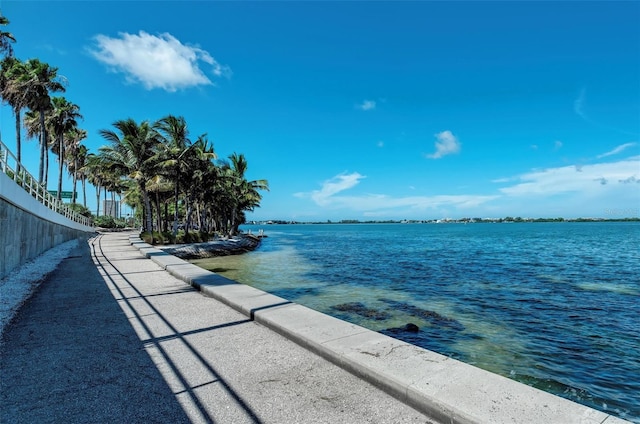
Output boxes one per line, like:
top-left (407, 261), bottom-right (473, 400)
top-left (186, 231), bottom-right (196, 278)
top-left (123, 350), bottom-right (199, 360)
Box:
top-left (22, 59), bottom-right (66, 183)
top-left (0, 57), bottom-right (27, 162)
top-left (98, 118), bottom-right (160, 232)
top-left (101, 167), bottom-right (126, 218)
top-left (48, 96), bottom-right (82, 201)
top-left (119, 179), bottom-right (140, 223)
top-left (146, 174), bottom-right (173, 233)
top-left (222, 153), bottom-right (268, 236)
top-left (0, 15), bottom-right (15, 58)
top-left (65, 128), bottom-right (87, 205)
top-left (187, 134), bottom-right (217, 234)
top-left (83, 153), bottom-right (106, 216)
top-left (23, 105), bottom-right (56, 188)
top-left (1, 61), bottom-right (66, 186)
top-left (154, 115), bottom-right (191, 236)
top-left (23, 107), bottom-right (54, 187)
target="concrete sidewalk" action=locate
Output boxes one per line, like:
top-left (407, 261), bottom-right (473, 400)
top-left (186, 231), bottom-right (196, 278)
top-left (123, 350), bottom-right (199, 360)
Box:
top-left (0, 232), bottom-right (433, 423)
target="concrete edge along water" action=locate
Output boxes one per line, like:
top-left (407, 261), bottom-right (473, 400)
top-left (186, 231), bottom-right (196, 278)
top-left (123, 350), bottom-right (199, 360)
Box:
top-left (128, 234), bottom-right (631, 424)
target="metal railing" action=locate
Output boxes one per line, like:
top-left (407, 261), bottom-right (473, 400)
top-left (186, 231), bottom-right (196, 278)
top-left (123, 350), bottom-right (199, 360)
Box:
top-left (0, 139), bottom-right (93, 228)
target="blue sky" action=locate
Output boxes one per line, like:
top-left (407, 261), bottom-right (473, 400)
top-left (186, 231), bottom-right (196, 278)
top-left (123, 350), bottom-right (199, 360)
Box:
top-left (1, 1), bottom-right (639, 221)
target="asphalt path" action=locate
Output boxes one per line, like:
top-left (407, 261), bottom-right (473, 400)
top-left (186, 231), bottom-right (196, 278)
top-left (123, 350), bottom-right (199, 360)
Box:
top-left (0, 232), bottom-right (433, 424)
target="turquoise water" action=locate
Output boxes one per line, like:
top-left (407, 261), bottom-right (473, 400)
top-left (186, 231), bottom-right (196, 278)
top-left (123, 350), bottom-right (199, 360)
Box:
top-left (191, 222), bottom-right (640, 422)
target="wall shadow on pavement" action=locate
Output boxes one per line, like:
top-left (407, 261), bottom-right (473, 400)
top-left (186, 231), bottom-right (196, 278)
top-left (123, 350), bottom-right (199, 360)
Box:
top-left (92, 235), bottom-right (264, 424)
top-left (0, 239), bottom-right (191, 424)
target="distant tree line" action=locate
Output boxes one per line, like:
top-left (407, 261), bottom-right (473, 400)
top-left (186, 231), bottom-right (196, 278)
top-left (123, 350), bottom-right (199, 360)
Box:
top-left (252, 217), bottom-right (640, 225)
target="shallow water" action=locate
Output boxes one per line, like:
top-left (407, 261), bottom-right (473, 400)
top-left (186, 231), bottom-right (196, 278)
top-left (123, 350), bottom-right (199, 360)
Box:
top-left (191, 222), bottom-right (640, 422)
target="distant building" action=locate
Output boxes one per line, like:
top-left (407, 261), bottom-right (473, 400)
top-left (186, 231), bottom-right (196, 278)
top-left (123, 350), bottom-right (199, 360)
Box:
top-left (103, 200), bottom-right (120, 218)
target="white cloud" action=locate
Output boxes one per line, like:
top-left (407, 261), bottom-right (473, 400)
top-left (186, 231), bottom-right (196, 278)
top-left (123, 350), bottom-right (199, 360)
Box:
top-left (574, 87), bottom-right (587, 119)
top-left (491, 177), bottom-right (512, 183)
top-left (319, 192), bottom-right (498, 212)
top-left (292, 157), bottom-right (639, 220)
top-left (296, 172), bottom-right (497, 213)
top-left (499, 157), bottom-right (639, 196)
top-left (554, 140), bottom-right (563, 150)
top-left (597, 142), bottom-right (637, 159)
top-left (295, 172), bottom-right (366, 206)
top-left (358, 100), bottom-right (376, 111)
top-left (572, 88), bottom-right (635, 136)
top-left (427, 130), bottom-right (461, 159)
top-left (89, 31), bottom-right (230, 92)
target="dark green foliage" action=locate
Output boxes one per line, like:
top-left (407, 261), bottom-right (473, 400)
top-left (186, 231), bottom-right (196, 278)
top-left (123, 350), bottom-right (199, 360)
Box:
top-left (140, 230), bottom-right (212, 245)
top-left (68, 203), bottom-right (91, 218)
top-left (94, 215), bottom-right (126, 229)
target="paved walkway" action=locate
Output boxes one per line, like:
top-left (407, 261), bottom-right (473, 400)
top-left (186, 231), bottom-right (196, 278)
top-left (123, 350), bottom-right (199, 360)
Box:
top-left (0, 232), bottom-right (433, 423)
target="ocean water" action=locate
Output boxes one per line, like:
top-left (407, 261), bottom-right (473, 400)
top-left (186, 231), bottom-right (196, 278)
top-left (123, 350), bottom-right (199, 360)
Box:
top-left (190, 222), bottom-right (640, 422)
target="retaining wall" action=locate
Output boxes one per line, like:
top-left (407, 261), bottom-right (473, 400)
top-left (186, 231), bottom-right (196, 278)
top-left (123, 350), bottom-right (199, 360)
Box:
top-left (0, 172), bottom-right (94, 279)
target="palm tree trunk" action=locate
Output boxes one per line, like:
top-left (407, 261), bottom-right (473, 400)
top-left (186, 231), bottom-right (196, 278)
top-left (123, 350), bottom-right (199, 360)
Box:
top-left (162, 200), bottom-right (171, 232)
top-left (155, 193), bottom-right (162, 234)
top-left (229, 205), bottom-right (238, 236)
top-left (72, 174), bottom-right (77, 205)
top-left (173, 173), bottom-right (179, 237)
top-left (185, 193), bottom-right (193, 235)
top-left (95, 184), bottom-right (101, 216)
top-left (44, 146), bottom-right (49, 188)
top-left (72, 158), bottom-right (78, 205)
top-left (38, 110), bottom-right (46, 184)
top-left (13, 107), bottom-right (21, 164)
top-left (57, 134), bottom-right (64, 202)
top-left (82, 177), bottom-right (87, 208)
top-left (140, 183), bottom-right (153, 234)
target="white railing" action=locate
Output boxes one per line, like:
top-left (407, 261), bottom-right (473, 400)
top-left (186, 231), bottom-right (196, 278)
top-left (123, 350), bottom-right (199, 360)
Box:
top-left (0, 139), bottom-right (93, 228)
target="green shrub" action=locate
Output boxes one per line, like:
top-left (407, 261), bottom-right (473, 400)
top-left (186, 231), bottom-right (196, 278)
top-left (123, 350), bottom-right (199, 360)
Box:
top-left (177, 231), bottom-right (211, 243)
top-left (140, 231), bottom-right (164, 244)
top-left (140, 230), bottom-right (212, 245)
top-left (181, 231), bottom-right (201, 243)
top-left (161, 231), bottom-right (175, 244)
top-left (140, 231), bottom-right (153, 244)
top-left (94, 215), bottom-right (116, 228)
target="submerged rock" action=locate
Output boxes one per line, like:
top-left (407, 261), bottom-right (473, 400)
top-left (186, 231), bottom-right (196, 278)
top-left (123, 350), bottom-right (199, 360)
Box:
top-left (404, 323), bottom-right (420, 332)
top-left (379, 298), bottom-right (465, 331)
top-left (384, 323), bottom-right (420, 333)
top-left (380, 323), bottom-right (421, 338)
top-left (332, 302), bottom-right (391, 321)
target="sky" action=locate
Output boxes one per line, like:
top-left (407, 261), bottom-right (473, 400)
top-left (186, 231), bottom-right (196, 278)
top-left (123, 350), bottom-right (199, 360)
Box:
top-left (1, 1), bottom-right (639, 221)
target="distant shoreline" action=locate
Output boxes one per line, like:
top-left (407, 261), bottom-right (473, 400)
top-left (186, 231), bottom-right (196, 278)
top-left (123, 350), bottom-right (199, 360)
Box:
top-left (248, 217), bottom-right (640, 225)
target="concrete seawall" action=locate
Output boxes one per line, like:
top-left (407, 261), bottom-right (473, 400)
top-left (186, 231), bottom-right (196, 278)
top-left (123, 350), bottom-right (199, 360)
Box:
top-left (0, 172), bottom-right (94, 279)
